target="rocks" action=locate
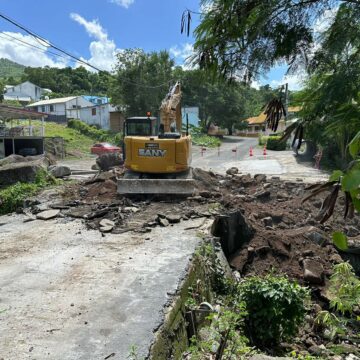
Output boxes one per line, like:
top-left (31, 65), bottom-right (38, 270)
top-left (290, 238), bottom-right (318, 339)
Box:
top-left (346, 226), bottom-right (359, 237)
top-left (249, 355), bottom-right (292, 360)
top-left (166, 214), bottom-right (182, 224)
top-left (262, 216), bottom-right (273, 227)
top-left (36, 209), bottom-right (60, 220)
top-left (226, 167), bottom-right (239, 176)
top-left (255, 190), bottom-right (271, 200)
top-left (123, 207), bottom-right (140, 213)
top-left (254, 174), bottom-right (267, 182)
top-left (239, 174), bottom-right (254, 187)
top-left (303, 258), bottom-right (324, 284)
top-left (0, 158), bottom-right (47, 186)
top-left (304, 227), bottom-right (328, 246)
top-left (99, 219), bottom-right (115, 232)
top-left (48, 165), bottom-right (71, 178)
top-left (276, 191), bottom-right (289, 201)
top-left (159, 218), bottom-right (169, 227)
top-left (96, 152), bottom-right (123, 171)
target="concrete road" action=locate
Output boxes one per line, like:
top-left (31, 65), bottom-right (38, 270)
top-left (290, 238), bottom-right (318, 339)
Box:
top-left (59, 136), bottom-right (328, 182)
top-left (192, 136), bottom-right (328, 182)
top-left (0, 215), bottom-right (205, 359)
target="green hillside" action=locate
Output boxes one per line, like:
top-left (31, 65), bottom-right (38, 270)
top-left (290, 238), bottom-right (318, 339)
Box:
top-left (0, 58), bottom-right (25, 79)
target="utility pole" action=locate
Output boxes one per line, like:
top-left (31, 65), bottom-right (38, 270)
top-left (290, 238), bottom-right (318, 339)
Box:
top-left (284, 83), bottom-right (289, 124)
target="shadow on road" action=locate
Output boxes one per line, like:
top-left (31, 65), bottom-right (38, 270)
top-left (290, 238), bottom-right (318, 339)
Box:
top-left (221, 136), bottom-right (252, 144)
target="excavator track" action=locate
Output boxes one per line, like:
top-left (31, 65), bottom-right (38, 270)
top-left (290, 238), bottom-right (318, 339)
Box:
top-left (117, 169), bottom-right (195, 195)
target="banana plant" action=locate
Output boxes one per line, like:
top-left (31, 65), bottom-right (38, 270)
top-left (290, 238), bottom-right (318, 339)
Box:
top-left (303, 131), bottom-right (360, 250)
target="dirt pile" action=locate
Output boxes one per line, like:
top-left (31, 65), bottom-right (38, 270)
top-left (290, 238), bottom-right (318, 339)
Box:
top-left (29, 166), bottom-right (360, 281)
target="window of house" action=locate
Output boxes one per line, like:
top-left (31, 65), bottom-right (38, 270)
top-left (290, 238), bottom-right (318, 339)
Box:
top-left (50, 105), bottom-right (54, 112)
top-left (92, 108), bottom-right (97, 116)
top-left (41, 106), bottom-right (45, 112)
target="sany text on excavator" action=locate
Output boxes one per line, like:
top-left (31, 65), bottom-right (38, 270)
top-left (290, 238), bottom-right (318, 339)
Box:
top-left (117, 81), bottom-right (195, 195)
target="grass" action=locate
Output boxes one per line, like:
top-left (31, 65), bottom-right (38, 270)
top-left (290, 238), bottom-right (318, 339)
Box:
top-left (192, 134), bottom-right (221, 148)
top-left (0, 169), bottom-right (58, 215)
top-left (15, 120), bottom-right (95, 157)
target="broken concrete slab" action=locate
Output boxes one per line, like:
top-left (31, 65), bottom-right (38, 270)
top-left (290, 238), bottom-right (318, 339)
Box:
top-left (303, 258), bottom-right (324, 284)
top-left (226, 167), bottom-right (239, 176)
top-left (0, 160), bottom-right (45, 186)
top-left (99, 219), bottom-right (115, 228)
top-left (48, 165), bottom-right (71, 178)
top-left (36, 209), bottom-right (60, 220)
top-left (166, 214), bottom-right (182, 224)
top-left (0, 214), bottom-right (202, 359)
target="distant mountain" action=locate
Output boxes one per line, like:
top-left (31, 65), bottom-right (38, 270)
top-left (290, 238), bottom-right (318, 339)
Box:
top-left (0, 58), bottom-right (25, 79)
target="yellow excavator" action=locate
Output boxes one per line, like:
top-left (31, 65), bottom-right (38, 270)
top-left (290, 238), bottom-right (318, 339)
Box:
top-left (117, 81), bottom-right (195, 195)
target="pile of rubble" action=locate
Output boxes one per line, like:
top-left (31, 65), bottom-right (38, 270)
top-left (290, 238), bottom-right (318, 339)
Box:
top-left (22, 164), bottom-right (360, 358)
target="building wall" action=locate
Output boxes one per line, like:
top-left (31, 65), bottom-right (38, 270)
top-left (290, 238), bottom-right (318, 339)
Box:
top-left (6, 82), bottom-right (43, 101)
top-left (68, 104), bottom-right (117, 130)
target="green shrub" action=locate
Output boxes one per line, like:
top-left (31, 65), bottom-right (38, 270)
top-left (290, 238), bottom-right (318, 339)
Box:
top-left (266, 135), bottom-right (287, 150)
top-left (238, 275), bottom-right (309, 347)
top-left (0, 169), bottom-right (57, 215)
top-left (258, 134), bottom-right (268, 146)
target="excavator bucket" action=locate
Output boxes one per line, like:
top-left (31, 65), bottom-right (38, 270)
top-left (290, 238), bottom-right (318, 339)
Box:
top-left (117, 169), bottom-right (195, 195)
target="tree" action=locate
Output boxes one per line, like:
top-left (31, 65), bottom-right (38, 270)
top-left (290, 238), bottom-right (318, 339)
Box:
top-left (174, 67), bottom-right (275, 132)
top-left (110, 49), bottom-right (174, 117)
top-left (0, 78), bottom-right (4, 102)
top-left (191, 0), bottom-right (359, 81)
top-left (296, 3), bottom-right (360, 167)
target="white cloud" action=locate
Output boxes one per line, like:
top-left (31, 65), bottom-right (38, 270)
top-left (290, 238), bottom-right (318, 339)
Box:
top-left (110, 0), bottom-right (134, 8)
top-left (169, 43), bottom-right (195, 69)
top-left (250, 80), bottom-right (261, 90)
top-left (270, 71), bottom-right (306, 91)
top-left (70, 13), bottom-right (120, 71)
top-left (313, 7), bottom-right (338, 35)
top-left (0, 31), bottom-right (69, 68)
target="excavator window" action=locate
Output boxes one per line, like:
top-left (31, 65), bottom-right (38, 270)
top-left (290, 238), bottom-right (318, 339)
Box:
top-left (125, 118), bottom-right (152, 136)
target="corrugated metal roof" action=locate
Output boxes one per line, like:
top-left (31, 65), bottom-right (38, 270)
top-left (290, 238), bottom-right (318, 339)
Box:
top-left (247, 112), bottom-right (267, 125)
top-left (0, 104), bottom-right (47, 120)
top-left (26, 96), bottom-right (77, 107)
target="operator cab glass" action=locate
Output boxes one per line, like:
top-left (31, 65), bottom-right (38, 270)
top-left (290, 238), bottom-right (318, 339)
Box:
top-left (125, 117), bottom-right (156, 136)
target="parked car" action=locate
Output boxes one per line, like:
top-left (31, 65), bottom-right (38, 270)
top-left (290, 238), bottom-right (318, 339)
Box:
top-left (90, 143), bottom-right (121, 156)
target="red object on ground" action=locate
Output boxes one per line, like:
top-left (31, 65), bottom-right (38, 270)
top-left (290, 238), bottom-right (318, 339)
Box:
top-left (90, 143), bottom-right (122, 155)
top-left (263, 145), bottom-right (267, 156)
top-left (249, 147), bottom-right (253, 156)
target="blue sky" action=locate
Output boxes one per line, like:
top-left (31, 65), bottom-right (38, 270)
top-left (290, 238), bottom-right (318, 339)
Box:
top-left (0, 0), bottom-right (298, 89)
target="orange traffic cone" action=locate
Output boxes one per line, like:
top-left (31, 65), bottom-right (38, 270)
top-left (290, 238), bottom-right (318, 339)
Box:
top-left (263, 144), bottom-right (267, 157)
top-left (249, 147), bottom-right (253, 157)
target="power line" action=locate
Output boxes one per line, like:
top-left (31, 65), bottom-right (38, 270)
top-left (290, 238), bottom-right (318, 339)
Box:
top-left (0, 12), bottom-right (101, 71)
top-left (0, 11), bottom-right (176, 88)
top-left (0, 32), bottom-right (69, 62)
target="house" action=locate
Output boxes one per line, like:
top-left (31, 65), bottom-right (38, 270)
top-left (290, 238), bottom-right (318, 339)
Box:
top-left (67, 103), bottom-right (124, 131)
top-left (241, 106), bottom-right (301, 136)
top-left (4, 81), bottom-right (50, 104)
top-left (26, 96), bottom-right (94, 123)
